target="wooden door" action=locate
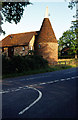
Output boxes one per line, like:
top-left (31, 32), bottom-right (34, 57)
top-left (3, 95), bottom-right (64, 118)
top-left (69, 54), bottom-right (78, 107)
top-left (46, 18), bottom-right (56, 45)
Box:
top-left (8, 47), bottom-right (14, 57)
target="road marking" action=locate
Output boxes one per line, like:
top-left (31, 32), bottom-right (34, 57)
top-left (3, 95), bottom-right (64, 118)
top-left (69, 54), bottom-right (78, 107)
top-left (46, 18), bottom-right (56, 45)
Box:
top-left (14, 89), bottom-right (20, 91)
top-left (19, 87), bottom-right (23, 89)
top-left (1, 75), bottom-right (78, 94)
top-left (60, 79), bottom-right (65, 81)
top-left (29, 84), bottom-right (38, 87)
top-left (47, 81), bottom-right (54, 84)
top-left (11, 90), bottom-right (15, 92)
top-left (54, 80), bottom-right (59, 82)
top-left (71, 77), bottom-right (76, 79)
top-left (66, 78), bottom-right (70, 80)
top-left (19, 87), bottom-right (42, 115)
top-left (1, 75), bottom-right (78, 114)
top-left (2, 91), bottom-right (9, 93)
top-left (39, 82), bottom-right (46, 85)
top-left (18, 75), bottom-right (77, 115)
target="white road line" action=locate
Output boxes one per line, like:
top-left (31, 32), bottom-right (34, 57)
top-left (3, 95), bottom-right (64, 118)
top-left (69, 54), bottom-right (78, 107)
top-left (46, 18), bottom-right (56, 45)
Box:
top-left (54, 80), bottom-right (59, 82)
top-left (47, 81), bottom-right (54, 84)
top-left (66, 78), bottom-right (70, 80)
top-left (19, 87), bottom-right (23, 89)
top-left (39, 82), bottom-right (46, 85)
top-left (1, 75), bottom-right (78, 94)
top-left (11, 90), bottom-right (15, 92)
top-left (60, 79), bottom-right (65, 81)
top-left (2, 91), bottom-right (9, 93)
top-left (71, 77), bottom-right (76, 79)
top-left (19, 87), bottom-right (42, 115)
top-left (14, 89), bottom-right (20, 91)
top-left (29, 84), bottom-right (38, 87)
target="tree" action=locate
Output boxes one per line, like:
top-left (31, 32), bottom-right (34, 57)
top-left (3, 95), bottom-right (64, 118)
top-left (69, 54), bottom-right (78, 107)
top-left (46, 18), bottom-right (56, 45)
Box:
top-left (58, 30), bottom-right (78, 58)
top-left (68, 0), bottom-right (78, 18)
top-left (0, 1), bottom-right (31, 35)
top-left (68, 0), bottom-right (78, 58)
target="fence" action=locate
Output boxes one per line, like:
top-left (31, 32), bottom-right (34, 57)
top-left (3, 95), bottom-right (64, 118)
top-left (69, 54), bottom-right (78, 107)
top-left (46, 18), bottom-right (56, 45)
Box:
top-left (58, 61), bottom-right (71, 65)
top-left (51, 59), bottom-right (78, 66)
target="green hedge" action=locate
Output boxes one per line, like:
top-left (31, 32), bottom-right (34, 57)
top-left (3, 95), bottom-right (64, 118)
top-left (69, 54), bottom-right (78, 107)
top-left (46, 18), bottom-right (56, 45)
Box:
top-left (2, 55), bottom-right (48, 75)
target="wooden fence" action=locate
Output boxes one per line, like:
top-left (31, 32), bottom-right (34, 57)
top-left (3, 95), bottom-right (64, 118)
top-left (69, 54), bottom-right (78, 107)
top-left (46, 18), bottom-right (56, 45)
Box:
top-left (58, 61), bottom-right (71, 65)
top-left (51, 59), bottom-right (78, 66)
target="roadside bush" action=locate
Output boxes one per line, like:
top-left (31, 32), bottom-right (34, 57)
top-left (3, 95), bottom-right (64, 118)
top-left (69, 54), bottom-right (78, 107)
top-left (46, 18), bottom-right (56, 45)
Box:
top-left (2, 55), bottom-right (48, 75)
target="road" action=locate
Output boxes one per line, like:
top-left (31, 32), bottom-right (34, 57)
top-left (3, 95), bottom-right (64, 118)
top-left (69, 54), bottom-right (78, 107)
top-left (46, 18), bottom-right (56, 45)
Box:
top-left (1, 67), bottom-right (78, 119)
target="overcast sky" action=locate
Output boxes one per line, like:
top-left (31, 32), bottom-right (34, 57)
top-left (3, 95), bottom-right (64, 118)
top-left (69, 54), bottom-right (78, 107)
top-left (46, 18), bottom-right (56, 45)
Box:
top-left (0, 1), bottom-right (76, 41)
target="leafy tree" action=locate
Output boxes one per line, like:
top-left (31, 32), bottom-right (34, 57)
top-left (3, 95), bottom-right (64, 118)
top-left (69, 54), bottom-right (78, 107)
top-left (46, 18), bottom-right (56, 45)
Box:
top-left (67, 0), bottom-right (78, 59)
top-left (68, 0), bottom-right (78, 18)
top-left (0, 1), bottom-right (31, 35)
top-left (58, 30), bottom-right (78, 58)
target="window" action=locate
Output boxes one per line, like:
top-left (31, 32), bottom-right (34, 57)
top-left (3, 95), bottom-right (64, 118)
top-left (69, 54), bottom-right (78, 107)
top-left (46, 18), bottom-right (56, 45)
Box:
top-left (22, 46), bottom-right (25, 51)
top-left (39, 44), bottom-right (41, 48)
top-left (10, 36), bottom-right (13, 39)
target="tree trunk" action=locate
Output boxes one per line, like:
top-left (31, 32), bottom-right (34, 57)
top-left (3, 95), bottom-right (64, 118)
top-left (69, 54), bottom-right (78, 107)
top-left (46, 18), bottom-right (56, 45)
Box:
top-left (75, 53), bottom-right (77, 59)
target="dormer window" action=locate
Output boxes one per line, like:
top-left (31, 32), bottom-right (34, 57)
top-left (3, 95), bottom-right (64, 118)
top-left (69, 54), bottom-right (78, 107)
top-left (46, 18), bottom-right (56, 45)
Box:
top-left (10, 35), bottom-right (13, 39)
top-left (22, 46), bottom-right (25, 51)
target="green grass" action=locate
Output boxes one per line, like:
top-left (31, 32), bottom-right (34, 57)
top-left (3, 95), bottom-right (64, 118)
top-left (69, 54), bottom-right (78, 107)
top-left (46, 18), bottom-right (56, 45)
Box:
top-left (2, 65), bottom-right (73, 79)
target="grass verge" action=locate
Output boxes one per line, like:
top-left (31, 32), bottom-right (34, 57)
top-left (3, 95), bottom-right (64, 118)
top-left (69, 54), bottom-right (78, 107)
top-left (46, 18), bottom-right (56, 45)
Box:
top-left (2, 65), bottom-right (73, 79)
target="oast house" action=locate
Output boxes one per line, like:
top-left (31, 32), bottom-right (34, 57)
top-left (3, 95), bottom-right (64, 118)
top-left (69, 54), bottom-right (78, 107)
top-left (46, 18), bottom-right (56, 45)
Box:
top-left (0, 7), bottom-right (58, 64)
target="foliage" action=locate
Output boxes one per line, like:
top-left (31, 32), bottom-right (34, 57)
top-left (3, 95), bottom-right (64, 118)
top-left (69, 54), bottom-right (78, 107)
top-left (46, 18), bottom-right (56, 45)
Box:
top-left (68, 0), bottom-right (78, 18)
top-left (3, 64), bottom-right (73, 79)
top-left (68, 0), bottom-right (78, 51)
top-left (2, 55), bottom-right (48, 75)
top-left (68, 0), bottom-right (77, 9)
top-left (2, 2), bottom-right (31, 24)
top-left (0, 1), bottom-right (31, 35)
top-left (58, 30), bottom-right (78, 58)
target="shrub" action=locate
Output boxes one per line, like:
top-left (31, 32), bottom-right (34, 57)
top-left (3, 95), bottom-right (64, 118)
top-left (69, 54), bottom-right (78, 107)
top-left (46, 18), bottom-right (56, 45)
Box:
top-left (2, 55), bottom-right (48, 75)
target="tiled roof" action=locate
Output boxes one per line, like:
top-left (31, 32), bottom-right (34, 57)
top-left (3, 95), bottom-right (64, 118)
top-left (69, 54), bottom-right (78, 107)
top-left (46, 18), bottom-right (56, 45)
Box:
top-left (35, 18), bottom-right (57, 43)
top-left (0, 31), bottom-right (37, 47)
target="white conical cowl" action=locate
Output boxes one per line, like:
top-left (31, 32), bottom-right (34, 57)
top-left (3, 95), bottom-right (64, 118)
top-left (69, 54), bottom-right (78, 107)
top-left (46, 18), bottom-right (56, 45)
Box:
top-left (45, 6), bottom-right (49, 18)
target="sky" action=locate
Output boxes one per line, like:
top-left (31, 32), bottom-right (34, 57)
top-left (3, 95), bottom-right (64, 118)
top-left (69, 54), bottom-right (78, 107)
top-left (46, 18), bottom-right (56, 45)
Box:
top-left (0, 1), bottom-right (76, 41)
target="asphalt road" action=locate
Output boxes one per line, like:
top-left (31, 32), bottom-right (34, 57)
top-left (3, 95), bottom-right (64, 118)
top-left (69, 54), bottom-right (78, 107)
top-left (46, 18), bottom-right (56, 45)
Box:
top-left (1, 67), bottom-right (78, 119)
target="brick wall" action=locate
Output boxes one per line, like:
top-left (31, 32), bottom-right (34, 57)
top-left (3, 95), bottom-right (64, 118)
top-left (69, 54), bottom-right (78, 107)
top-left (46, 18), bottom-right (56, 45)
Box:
top-left (36, 42), bottom-right (58, 64)
top-left (14, 35), bottom-right (35, 56)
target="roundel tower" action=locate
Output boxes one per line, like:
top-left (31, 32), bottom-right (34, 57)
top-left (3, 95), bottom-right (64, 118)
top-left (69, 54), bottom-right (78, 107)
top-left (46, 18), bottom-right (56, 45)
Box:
top-left (34, 7), bottom-right (58, 64)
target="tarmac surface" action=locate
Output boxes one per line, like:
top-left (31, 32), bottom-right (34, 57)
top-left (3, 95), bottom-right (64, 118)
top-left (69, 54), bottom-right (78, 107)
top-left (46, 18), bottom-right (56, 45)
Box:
top-left (1, 67), bottom-right (78, 119)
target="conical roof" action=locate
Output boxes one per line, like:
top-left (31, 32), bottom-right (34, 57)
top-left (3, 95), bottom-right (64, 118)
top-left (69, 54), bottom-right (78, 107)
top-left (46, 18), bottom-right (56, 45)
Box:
top-left (36, 18), bottom-right (57, 43)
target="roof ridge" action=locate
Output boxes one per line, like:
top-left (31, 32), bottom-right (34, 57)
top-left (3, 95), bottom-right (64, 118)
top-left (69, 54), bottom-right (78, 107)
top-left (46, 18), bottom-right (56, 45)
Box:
top-left (8, 31), bottom-right (38, 36)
